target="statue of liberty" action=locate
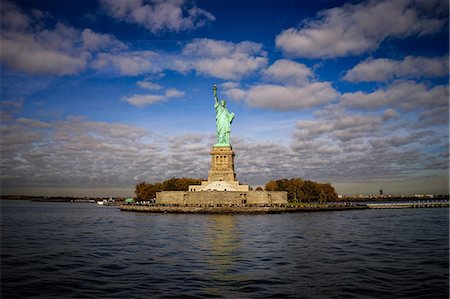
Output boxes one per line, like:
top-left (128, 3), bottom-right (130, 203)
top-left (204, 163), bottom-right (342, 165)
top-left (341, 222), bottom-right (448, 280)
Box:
top-left (213, 84), bottom-right (235, 146)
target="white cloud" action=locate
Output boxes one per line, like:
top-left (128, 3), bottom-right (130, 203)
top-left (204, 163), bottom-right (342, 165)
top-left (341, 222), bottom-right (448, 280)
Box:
top-left (16, 117), bottom-right (51, 128)
top-left (289, 104), bottom-right (448, 184)
top-left (418, 106), bottom-right (449, 126)
top-left (276, 0), bottom-right (446, 58)
top-left (123, 86), bottom-right (184, 107)
top-left (341, 80), bottom-right (449, 111)
top-left (296, 107), bottom-right (382, 142)
top-left (0, 1), bottom-right (127, 76)
top-left (244, 82), bottom-right (338, 110)
top-left (221, 82), bottom-right (239, 89)
top-left (0, 98), bottom-right (24, 109)
top-left (122, 94), bottom-right (166, 107)
top-left (91, 51), bottom-right (160, 75)
top-left (1, 28), bottom-right (90, 75)
top-left (100, 0), bottom-right (215, 33)
top-left (0, 4), bottom-right (264, 80)
top-left (264, 59), bottom-right (313, 84)
top-left (223, 83), bottom-right (338, 111)
top-left (344, 56), bottom-right (449, 82)
top-left (220, 59), bottom-right (338, 110)
top-left (172, 39), bottom-right (268, 80)
top-left (136, 79), bottom-right (162, 90)
top-left (164, 88), bottom-right (184, 98)
top-left (382, 108), bottom-right (399, 121)
top-left (0, 1), bottom-right (31, 31)
top-left (81, 28), bottom-right (127, 51)
top-left (224, 88), bottom-right (247, 101)
top-left (1, 110), bottom-right (447, 194)
top-left (0, 115), bottom-right (212, 189)
top-left (182, 39), bottom-right (264, 57)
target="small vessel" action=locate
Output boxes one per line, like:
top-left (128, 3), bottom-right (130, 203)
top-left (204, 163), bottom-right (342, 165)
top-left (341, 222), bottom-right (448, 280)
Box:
top-left (97, 198), bottom-right (115, 206)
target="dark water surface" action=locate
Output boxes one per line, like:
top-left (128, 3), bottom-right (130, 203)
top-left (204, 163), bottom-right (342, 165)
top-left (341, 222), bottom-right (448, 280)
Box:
top-left (1, 200), bottom-right (448, 298)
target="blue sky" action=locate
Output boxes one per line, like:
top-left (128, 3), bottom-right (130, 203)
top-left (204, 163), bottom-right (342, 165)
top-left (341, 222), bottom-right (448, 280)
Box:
top-left (1, 0), bottom-right (448, 197)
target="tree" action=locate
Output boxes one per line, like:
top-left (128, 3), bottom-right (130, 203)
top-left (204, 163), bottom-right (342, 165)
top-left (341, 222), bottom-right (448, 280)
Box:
top-left (135, 181), bottom-right (163, 200)
top-left (264, 178), bottom-right (338, 202)
top-left (135, 177), bottom-right (203, 200)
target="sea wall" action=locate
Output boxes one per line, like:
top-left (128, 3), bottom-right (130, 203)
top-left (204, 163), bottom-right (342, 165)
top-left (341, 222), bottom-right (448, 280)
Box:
top-left (120, 204), bottom-right (368, 214)
top-left (156, 190), bottom-right (288, 206)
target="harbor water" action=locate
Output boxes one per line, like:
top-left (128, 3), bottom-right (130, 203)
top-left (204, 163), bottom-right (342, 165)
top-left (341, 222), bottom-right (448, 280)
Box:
top-left (1, 200), bottom-right (448, 298)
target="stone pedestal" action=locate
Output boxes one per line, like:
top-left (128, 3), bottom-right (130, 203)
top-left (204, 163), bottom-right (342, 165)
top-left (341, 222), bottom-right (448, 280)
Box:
top-left (189, 145), bottom-right (249, 192)
top-left (208, 146), bottom-right (236, 182)
top-left (158, 146), bottom-right (288, 206)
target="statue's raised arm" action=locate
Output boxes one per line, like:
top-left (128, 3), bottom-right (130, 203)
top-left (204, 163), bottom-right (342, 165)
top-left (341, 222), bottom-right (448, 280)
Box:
top-left (213, 83), bottom-right (219, 106)
top-left (212, 83), bottom-right (235, 147)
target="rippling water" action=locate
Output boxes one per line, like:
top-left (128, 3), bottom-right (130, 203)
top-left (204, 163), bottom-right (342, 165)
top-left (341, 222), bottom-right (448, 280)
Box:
top-left (1, 200), bottom-right (448, 298)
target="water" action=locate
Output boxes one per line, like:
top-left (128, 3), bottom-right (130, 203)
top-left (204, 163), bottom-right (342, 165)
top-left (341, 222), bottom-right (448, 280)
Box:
top-left (1, 200), bottom-right (448, 298)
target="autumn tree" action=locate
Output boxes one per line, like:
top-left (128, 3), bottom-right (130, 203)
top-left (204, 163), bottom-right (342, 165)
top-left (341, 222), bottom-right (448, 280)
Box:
top-left (135, 181), bottom-right (163, 200)
top-left (265, 178), bottom-right (338, 202)
top-left (135, 177), bottom-right (203, 200)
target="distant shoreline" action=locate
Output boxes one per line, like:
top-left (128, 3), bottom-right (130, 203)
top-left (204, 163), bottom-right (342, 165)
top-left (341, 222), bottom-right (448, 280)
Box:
top-left (0, 195), bottom-right (124, 204)
top-left (1, 194), bottom-right (448, 203)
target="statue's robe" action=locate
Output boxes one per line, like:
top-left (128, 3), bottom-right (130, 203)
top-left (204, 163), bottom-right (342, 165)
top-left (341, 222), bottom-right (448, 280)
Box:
top-left (214, 102), bottom-right (234, 145)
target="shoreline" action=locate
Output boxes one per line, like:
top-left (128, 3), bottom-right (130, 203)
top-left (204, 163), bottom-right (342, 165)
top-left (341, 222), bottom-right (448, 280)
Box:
top-left (122, 204), bottom-right (365, 214)
top-left (120, 201), bottom-right (449, 214)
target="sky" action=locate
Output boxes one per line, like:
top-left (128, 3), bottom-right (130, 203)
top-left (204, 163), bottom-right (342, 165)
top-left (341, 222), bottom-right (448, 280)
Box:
top-left (0, 0), bottom-right (449, 197)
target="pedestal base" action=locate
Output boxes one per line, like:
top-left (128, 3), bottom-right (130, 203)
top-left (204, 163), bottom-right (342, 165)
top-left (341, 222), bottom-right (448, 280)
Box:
top-left (189, 145), bottom-right (249, 192)
top-left (189, 180), bottom-right (249, 192)
top-left (156, 190), bottom-right (288, 206)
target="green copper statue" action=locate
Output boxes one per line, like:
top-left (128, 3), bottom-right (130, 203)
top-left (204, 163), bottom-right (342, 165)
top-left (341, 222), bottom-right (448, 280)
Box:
top-left (213, 83), bottom-right (235, 146)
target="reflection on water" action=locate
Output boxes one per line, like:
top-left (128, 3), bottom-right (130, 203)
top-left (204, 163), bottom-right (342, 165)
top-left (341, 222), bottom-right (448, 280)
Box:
top-left (204, 215), bottom-right (240, 296)
top-left (1, 200), bottom-right (448, 298)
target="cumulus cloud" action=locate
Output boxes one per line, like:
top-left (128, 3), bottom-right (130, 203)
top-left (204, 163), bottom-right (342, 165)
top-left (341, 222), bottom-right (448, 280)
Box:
top-left (100, 0), bottom-right (215, 33)
top-left (91, 51), bottom-right (160, 75)
top-left (0, 3), bottom-right (264, 80)
top-left (244, 82), bottom-right (338, 110)
top-left (382, 108), bottom-right (399, 121)
top-left (0, 98), bottom-right (24, 109)
top-left (136, 79), bottom-right (162, 90)
top-left (418, 105), bottom-right (449, 127)
top-left (122, 94), bottom-right (166, 107)
top-left (1, 26), bottom-right (90, 75)
top-left (264, 59), bottom-right (313, 84)
top-left (1, 108), bottom-right (448, 193)
top-left (0, 1), bottom-right (32, 31)
top-left (296, 107), bottom-right (382, 142)
top-left (0, 115), bottom-right (216, 191)
top-left (290, 105), bottom-right (448, 183)
top-left (164, 88), bottom-right (184, 98)
top-left (344, 56), bottom-right (449, 82)
top-left (222, 59), bottom-right (338, 110)
top-left (81, 28), bottom-right (127, 51)
top-left (276, 0), bottom-right (447, 58)
top-left (171, 39), bottom-right (268, 80)
top-left (0, 1), bottom-right (128, 76)
top-left (123, 84), bottom-right (184, 107)
top-left (341, 80), bottom-right (449, 111)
